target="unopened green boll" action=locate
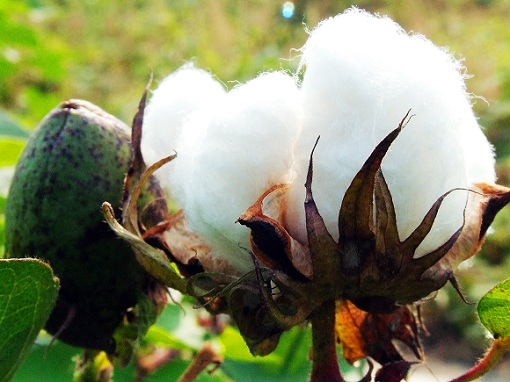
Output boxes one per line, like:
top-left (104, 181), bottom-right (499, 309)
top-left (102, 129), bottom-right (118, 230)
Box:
top-left (5, 100), bottom-right (167, 356)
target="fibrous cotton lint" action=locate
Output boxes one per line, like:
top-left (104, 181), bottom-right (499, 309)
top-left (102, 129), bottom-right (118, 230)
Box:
top-left (141, 63), bottom-right (226, 193)
top-left (145, 8), bottom-right (496, 275)
top-left (168, 71), bottom-right (302, 274)
top-left (285, 8), bottom-right (495, 259)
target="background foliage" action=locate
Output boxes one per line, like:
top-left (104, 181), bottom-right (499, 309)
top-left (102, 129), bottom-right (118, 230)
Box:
top-left (2, 0), bottom-right (510, 380)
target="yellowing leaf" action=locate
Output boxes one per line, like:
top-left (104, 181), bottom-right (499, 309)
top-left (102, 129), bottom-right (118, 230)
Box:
top-left (335, 300), bottom-right (422, 368)
top-left (335, 299), bottom-right (368, 364)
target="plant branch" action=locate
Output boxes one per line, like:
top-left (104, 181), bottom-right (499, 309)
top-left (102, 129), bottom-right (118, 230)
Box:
top-left (310, 299), bottom-right (345, 382)
top-left (449, 336), bottom-right (510, 382)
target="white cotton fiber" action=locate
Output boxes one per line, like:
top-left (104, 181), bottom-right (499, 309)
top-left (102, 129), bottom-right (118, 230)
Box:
top-left (169, 71), bottom-right (302, 274)
top-left (141, 63), bottom-right (226, 192)
top-left (285, 8), bottom-right (496, 258)
top-left (143, 9), bottom-right (496, 275)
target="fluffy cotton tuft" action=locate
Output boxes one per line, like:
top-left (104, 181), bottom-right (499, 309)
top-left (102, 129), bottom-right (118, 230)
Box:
top-left (169, 71), bottom-right (302, 274)
top-left (144, 9), bottom-right (496, 275)
top-left (141, 63), bottom-right (226, 192)
top-left (285, 8), bottom-right (496, 257)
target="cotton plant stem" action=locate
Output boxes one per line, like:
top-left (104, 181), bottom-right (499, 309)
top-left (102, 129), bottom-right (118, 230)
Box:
top-left (177, 342), bottom-right (223, 382)
top-left (449, 336), bottom-right (510, 382)
top-left (310, 299), bottom-right (345, 382)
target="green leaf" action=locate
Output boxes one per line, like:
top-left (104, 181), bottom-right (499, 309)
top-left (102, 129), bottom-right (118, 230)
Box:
top-left (0, 196), bottom-right (5, 213)
top-left (0, 196), bottom-right (5, 258)
top-left (153, 302), bottom-right (182, 333)
top-left (220, 326), bottom-right (311, 382)
top-left (220, 326), bottom-right (271, 363)
top-left (144, 326), bottom-right (195, 351)
top-left (0, 111), bottom-right (29, 139)
top-left (478, 278), bottom-right (510, 338)
top-left (0, 138), bottom-right (25, 167)
top-left (11, 340), bottom-right (78, 382)
top-left (0, 258), bottom-right (59, 382)
top-left (0, 215), bottom-right (5, 259)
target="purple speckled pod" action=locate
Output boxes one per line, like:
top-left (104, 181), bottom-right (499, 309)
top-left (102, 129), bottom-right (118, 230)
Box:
top-left (5, 100), bottom-right (167, 355)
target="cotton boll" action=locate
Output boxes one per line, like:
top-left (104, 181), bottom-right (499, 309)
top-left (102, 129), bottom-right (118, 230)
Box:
top-left (141, 63), bottom-right (226, 191)
top-left (170, 71), bottom-right (302, 274)
top-left (286, 8), bottom-right (495, 261)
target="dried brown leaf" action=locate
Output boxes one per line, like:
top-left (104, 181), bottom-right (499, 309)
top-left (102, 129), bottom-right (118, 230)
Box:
top-left (335, 300), bottom-right (422, 369)
top-left (335, 299), bottom-right (368, 364)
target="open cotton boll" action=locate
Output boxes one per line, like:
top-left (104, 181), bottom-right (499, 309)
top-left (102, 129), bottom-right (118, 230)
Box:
top-left (285, 8), bottom-right (495, 260)
top-left (141, 63), bottom-right (226, 191)
top-left (169, 71), bottom-right (302, 274)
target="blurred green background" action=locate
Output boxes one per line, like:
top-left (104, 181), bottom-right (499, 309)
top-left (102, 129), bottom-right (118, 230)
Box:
top-left (2, 0), bottom-right (510, 380)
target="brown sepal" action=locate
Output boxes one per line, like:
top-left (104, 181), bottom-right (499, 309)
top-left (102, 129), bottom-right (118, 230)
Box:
top-left (338, 112), bottom-right (408, 244)
top-left (332, 113), bottom-right (464, 309)
top-left (477, 182), bottom-right (510, 240)
top-left (143, 211), bottom-right (207, 277)
top-left (228, 282), bottom-right (284, 356)
top-left (304, 137), bottom-right (341, 283)
top-left (122, 76), bottom-right (172, 235)
top-left (423, 182), bottom-right (510, 280)
top-left (238, 184), bottom-right (312, 281)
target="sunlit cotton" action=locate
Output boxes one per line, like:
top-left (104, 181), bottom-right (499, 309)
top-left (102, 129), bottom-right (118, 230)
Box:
top-left (168, 71), bottom-right (302, 274)
top-left (285, 8), bottom-right (495, 261)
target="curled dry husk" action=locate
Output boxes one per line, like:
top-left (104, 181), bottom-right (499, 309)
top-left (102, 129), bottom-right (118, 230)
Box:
top-left (238, 114), bottom-right (510, 312)
top-left (109, 104), bottom-right (510, 377)
top-left (235, 113), bottom-right (510, 373)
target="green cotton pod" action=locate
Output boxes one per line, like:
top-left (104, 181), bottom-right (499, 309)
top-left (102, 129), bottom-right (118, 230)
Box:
top-left (5, 100), bottom-right (167, 354)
